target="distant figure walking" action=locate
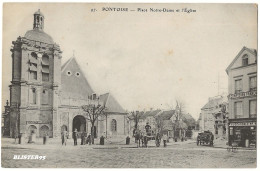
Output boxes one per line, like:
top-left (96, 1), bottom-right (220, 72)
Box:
top-left (81, 131), bottom-right (86, 145)
top-left (87, 133), bottom-right (92, 145)
top-left (73, 129), bottom-right (78, 146)
top-left (162, 133), bottom-right (168, 147)
top-left (61, 130), bottom-right (68, 146)
top-left (155, 132), bottom-right (161, 147)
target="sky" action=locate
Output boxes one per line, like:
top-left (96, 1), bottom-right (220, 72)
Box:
top-left (2, 3), bottom-right (257, 120)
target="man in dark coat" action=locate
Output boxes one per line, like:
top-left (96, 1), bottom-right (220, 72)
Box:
top-left (145, 123), bottom-right (151, 135)
top-left (73, 129), bottom-right (78, 146)
top-left (81, 131), bottom-right (86, 145)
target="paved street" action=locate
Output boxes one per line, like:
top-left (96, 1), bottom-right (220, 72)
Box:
top-left (1, 138), bottom-right (256, 168)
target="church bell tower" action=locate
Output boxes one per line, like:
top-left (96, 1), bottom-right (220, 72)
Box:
top-left (9, 9), bottom-right (62, 139)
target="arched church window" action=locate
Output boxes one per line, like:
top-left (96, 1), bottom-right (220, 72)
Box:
top-left (39, 125), bottom-right (49, 137)
top-left (42, 54), bottom-right (49, 82)
top-left (111, 119), bottom-right (117, 132)
top-left (31, 52), bottom-right (38, 60)
top-left (42, 54), bottom-right (49, 65)
top-left (28, 125), bottom-right (37, 135)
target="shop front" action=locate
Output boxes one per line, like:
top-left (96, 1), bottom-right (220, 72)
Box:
top-left (228, 118), bottom-right (256, 147)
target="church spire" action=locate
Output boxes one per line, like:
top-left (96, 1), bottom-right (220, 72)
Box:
top-left (33, 9), bottom-right (44, 30)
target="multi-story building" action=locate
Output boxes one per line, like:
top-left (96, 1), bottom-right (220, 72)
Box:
top-left (226, 46), bottom-right (257, 147)
top-left (199, 95), bottom-right (228, 139)
top-left (6, 10), bottom-right (128, 140)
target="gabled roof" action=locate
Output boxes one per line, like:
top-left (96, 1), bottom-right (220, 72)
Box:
top-left (226, 46), bottom-right (257, 74)
top-left (139, 109), bottom-right (162, 119)
top-left (157, 110), bottom-right (175, 120)
top-left (61, 57), bottom-right (73, 71)
top-left (201, 96), bottom-right (223, 110)
top-left (61, 57), bottom-right (94, 98)
top-left (99, 93), bottom-right (126, 114)
top-left (146, 109), bottom-right (161, 117)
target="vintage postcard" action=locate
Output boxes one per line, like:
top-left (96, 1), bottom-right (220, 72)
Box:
top-left (1, 3), bottom-right (257, 168)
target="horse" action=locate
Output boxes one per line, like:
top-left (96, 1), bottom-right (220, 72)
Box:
top-left (134, 130), bottom-right (142, 147)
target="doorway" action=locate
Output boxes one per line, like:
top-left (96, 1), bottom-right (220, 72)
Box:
top-left (72, 115), bottom-right (86, 136)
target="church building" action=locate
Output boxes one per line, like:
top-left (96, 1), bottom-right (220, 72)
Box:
top-left (7, 10), bottom-right (128, 139)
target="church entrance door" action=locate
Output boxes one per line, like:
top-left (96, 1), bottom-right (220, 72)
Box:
top-left (72, 115), bottom-right (86, 137)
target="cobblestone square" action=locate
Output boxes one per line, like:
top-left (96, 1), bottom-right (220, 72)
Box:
top-left (1, 138), bottom-right (256, 168)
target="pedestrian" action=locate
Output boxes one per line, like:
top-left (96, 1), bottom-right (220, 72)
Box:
top-left (73, 129), bottom-right (78, 146)
top-left (140, 132), bottom-right (144, 147)
top-left (81, 131), bottom-right (86, 145)
top-left (210, 133), bottom-right (214, 146)
top-left (156, 132), bottom-right (161, 147)
top-left (163, 133), bottom-right (168, 147)
top-left (87, 133), bottom-right (92, 145)
top-left (61, 130), bottom-right (68, 146)
top-left (143, 134), bottom-right (148, 148)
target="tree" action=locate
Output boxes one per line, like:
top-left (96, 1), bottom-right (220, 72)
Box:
top-left (127, 111), bottom-right (144, 135)
top-left (172, 100), bottom-right (186, 138)
top-left (154, 114), bottom-right (165, 135)
top-left (82, 101), bottom-right (106, 144)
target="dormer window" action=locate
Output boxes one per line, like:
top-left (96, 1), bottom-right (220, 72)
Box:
top-left (242, 54), bottom-right (248, 66)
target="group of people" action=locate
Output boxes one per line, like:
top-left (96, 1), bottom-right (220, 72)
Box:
top-left (61, 129), bottom-right (94, 146)
top-left (134, 122), bottom-right (169, 148)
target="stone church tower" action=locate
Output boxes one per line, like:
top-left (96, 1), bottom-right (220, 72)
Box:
top-left (9, 9), bottom-right (62, 138)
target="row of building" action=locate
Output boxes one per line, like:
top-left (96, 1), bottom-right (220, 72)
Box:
top-left (198, 47), bottom-right (257, 147)
top-left (128, 108), bottom-right (196, 139)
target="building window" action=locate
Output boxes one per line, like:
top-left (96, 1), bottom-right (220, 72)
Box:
top-left (42, 73), bottom-right (49, 82)
top-left (42, 89), bottom-right (49, 105)
top-left (30, 71), bottom-right (37, 80)
top-left (30, 88), bottom-right (37, 104)
top-left (234, 101), bottom-right (243, 118)
top-left (249, 100), bottom-right (257, 118)
top-left (249, 76), bottom-right (257, 91)
top-left (235, 79), bottom-right (242, 94)
top-left (67, 71), bottom-right (72, 76)
top-left (42, 54), bottom-right (49, 65)
top-left (31, 52), bottom-right (38, 60)
top-left (242, 54), bottom-right (248, 66)
top-left (111, 119), bottom-right (117, 132)
top-left (75, 72), bottom-right (80, 77)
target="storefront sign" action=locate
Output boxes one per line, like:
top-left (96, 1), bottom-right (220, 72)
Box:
top-left (229, 122), bottom-right (256, 127)
top-left (228, 90), bottom-right (257, 99)
top-left (26, 121), bottom-right (51, 124)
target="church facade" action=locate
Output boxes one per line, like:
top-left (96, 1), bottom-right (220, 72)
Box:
top-left (7, 10), bottom-right (128, 139)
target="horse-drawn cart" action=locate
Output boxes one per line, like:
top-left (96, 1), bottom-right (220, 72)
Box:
top-left (197, 131), bottom-right (214, 146)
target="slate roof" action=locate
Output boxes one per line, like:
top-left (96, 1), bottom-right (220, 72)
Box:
top-left (61, 57), bottom-right (94, 99)
top-left (201, 97), bottom-right (223, 110)
top-left (139, 109), bottom-right (161, 119)
top-left (226, 46), bottom-right (257, 74)
top-left (157, 110), bottom-right (175, 120)
top-left (99, 93), bottom-right (126, 114)
top-left (147, 110), bottom-right (161, 117)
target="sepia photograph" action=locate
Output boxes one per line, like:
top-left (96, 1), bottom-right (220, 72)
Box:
top-left (1, 2), bottom-right (257, 168)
